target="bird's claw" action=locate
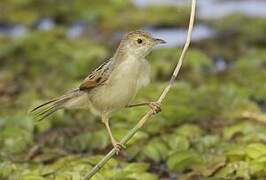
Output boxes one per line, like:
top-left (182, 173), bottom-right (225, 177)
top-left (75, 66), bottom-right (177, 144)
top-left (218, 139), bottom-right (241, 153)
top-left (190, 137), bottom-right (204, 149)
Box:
top-left (148, 102), bottom-right (161, 115)
top-left (112, 142), bottom-right (126, 155)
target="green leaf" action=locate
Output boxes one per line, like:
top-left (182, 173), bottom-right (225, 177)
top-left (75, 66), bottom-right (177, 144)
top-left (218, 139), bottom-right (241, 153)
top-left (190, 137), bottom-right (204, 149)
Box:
top-left (128, 172), bottom-right (158, 180)
top-left (200, 135), bottom-right (220, 148)
top-left (223, 122), bottom-right (255, 140)
top-left (162, 134), bottom-right (190, 151)
top-left (249, 154), bottom-right (266, 177)
top-left (123, 163), bottom-right (150, 173)
top-left (0, 127), bottom-right (33, 154)
top-left (167, 151), bottom-right (204, 172)
top-left (215, 162), bottom-right (250, 179)
top-left (174, 124), bottom-right (203, 140)
top-left (21, 176), bottom-right (46, 180)
top-left (226, 146), bottom-right (246, 161)
top-left (70, 129), bottom-right (109, 151)
top-left (245, 143), bottom-right (266, 159)
top-left (190, 156), bottom-right (226, 177)
top-left (142, 138), bottom-right (169, 162)
top-left (234, 161), bottom-right (250, 179)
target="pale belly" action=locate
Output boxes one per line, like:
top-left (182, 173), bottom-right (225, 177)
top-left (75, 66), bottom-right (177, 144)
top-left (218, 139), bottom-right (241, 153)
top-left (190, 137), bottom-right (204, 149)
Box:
top-left (89, 59), bottom-right (145, 115)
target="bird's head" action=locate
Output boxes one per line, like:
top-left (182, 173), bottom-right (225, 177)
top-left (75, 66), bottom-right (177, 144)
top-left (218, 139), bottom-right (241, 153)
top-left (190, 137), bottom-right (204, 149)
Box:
top-left (118, 30), bottom-right (166, 58)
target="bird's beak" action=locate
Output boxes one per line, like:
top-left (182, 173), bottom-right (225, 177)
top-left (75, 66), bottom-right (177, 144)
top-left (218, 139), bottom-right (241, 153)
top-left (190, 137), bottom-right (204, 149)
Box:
top-left (153, 38), bottom-right (167, 44)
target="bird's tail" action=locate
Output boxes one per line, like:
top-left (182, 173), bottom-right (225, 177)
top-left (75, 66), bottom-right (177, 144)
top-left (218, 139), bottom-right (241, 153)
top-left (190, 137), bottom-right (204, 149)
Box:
top-left (30, 89), bottom-right (86, 121)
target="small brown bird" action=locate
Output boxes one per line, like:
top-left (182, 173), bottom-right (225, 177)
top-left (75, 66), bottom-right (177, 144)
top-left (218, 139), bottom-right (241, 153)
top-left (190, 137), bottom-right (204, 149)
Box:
top-left (31, 30), bottom-right (165, 153)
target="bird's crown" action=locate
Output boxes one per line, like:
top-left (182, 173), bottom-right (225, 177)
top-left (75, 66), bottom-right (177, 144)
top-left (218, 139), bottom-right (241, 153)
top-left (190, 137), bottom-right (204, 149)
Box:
top-left (124, 30), bottom-right (153, 42)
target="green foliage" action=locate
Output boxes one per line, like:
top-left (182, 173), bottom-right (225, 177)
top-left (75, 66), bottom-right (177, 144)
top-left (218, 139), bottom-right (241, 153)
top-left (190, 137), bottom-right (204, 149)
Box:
top-left (167, 151), bottom-right (204, 172)
top-left (212, 14), bottom-right (266, 46)
top-left (229, 49), bottom-right (266, 100)
top-left (149, 48), bottom-right (213, 82)
top-left (142, 138), bottom-right (169, 162)
top-left (0, 115), bottom-right (33, 156)
top-left (0, 0), bottom-right (188, 30)
top-left (0, 1), bottom-right (266, 179)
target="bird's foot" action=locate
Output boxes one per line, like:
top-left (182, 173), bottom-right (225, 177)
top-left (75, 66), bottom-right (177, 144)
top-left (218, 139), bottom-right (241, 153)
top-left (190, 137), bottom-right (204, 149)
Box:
top-left (112, 140), bottom-right (126, 155)
top-left (148, 102), bottom-right (161, 115)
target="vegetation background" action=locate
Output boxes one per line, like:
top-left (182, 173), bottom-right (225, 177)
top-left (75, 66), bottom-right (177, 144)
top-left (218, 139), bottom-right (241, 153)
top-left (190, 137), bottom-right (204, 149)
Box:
top-left (0, 0), bottom-right (266, 179)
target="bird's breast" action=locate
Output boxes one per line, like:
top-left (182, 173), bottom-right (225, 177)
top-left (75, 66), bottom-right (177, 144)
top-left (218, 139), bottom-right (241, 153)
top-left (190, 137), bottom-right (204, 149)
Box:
top-left (90, 58), bottom-right (146, 114)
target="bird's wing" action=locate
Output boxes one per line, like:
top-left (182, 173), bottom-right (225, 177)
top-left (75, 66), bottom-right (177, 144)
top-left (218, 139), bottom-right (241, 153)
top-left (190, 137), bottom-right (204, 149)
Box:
top-left (79, 59), bottom-right (114, 91)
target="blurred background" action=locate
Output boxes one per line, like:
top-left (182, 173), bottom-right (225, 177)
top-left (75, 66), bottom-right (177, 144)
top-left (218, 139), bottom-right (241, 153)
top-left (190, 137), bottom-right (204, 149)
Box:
top-left (0, 0), bottom-right (266, 179)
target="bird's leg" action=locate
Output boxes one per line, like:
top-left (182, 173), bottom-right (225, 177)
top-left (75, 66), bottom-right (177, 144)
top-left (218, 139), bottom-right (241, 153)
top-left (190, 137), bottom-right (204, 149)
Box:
top-left (126, 102), bottom-right (161, 114)
top-left (102, 116), bottom-right (125, 154)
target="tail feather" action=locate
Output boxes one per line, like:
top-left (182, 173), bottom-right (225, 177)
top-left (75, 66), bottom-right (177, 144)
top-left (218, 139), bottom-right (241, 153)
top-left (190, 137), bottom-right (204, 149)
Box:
top-left (33, 106), bottom-right (60, 121)
top-left (30, 89), bottom-right (83, 121)
top-left (30, 99), bottom-right (58, 112)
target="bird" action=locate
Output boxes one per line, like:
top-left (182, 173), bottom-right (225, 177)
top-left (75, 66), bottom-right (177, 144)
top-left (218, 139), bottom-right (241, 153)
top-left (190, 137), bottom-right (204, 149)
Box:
top-left (31, 30), bottom-right (166, 153)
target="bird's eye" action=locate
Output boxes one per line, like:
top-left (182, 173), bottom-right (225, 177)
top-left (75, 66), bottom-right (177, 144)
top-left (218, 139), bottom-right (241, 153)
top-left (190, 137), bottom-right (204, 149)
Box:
top-left (137, 39), bottom-right (143, 44)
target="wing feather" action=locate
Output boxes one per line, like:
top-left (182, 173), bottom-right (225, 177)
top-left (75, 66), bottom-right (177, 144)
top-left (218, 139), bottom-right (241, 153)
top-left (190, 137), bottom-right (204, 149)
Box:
top-left (79, 59), bottom-right (113, 91)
